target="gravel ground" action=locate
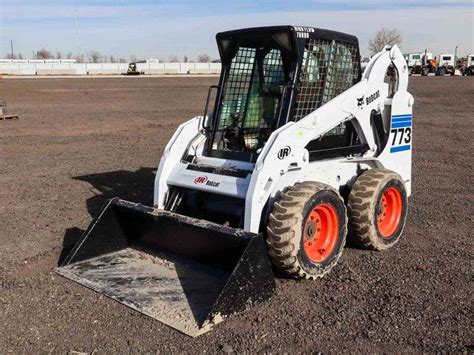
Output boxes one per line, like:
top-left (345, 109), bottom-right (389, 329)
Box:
top-left (0, 76), bottom-right (472, 353)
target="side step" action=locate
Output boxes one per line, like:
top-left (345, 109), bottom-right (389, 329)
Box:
top-left (56, 198), bottom-right (275, 336)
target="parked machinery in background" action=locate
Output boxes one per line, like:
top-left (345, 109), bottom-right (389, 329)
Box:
top-left (406, 51), bottom-right (437, 76)
top-left (436, 53), bottom-right (456, 76)
top-left (464, 54), bottom-right (474, 76)
top-left (421, 50), bottom-right (438, 76)
top-left (361, 57), bottom-right (371, 72)
top-left (406, 53), bottom-right (422, 75)
top-left (125, 62), bottom-right (144, 75)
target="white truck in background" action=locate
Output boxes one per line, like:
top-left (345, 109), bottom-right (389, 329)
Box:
top-left (405, 52), bottom-right (435, 76)
top-left (436, 53), bottom-right (456, 76)
top-left (463, 54), bottom-right (474, 76)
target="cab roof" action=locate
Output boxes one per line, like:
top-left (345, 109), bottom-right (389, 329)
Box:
top-left (216, 25), bottom-right (359, 46)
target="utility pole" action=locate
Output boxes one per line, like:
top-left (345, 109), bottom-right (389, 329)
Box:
top-left (10, 40), bottom-right (14, 59)
top-left (75, 7), bottom-right (79, 55)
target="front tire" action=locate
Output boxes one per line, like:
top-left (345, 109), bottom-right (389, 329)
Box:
top-left (266, 182), bottom-right (347, 279)
top-left (347, 169), bottom-right (408, 250)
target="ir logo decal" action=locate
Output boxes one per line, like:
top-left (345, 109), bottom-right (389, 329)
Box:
top-left (278, 146), bottom-right (291, 159)
top-left (194, 176), bottom-right (208, 184)
top-left (193, 176), bottom-right (220, 188)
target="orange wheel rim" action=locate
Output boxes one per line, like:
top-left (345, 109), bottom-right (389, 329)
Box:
top-left (377, 187), bottom-right (402, 238)
top-left (303, 203), bottom-right (339, 263)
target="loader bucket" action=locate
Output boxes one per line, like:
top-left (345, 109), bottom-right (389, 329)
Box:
top-left (56, 198), bottom-right (275, 336)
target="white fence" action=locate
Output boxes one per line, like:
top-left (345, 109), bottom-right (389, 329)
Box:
top-left (0, 62), bottom-right (222, 76)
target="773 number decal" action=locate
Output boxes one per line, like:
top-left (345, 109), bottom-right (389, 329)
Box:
top-left (391, 127), bottom-right (411, 145)
top-left (390, 114), bottom-right (412, 153)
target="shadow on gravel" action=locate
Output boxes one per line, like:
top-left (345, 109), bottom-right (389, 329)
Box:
top-left (74, 167), bottom-right (155, 217)
top-left (57, 167), bottom-right (156, 266)
top-left (344, 233), bottom-right (366, 250)
top-left (57, 227), bottom-right (84, 266)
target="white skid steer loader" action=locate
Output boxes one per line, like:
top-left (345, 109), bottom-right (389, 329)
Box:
top-left (57, 26), bottom-right (414, 336)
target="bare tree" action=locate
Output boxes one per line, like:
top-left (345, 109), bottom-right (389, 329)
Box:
top-left (183, 55), bottom-right (189, 63)
top-left (119, 58), bottom-right (127, 63)
top-left (66, 52), bottom-right (73, 59)
top-left (168, 55), bottom-right (179, 63)
top-left (197, 54), bottom-right (211, 63)
top-left (109, 56), bottom-right (117, 63)
top-left (74, 54), bottom-right (84, 63)
top-left (87, 50), bottom-right (101, 63)
top-left (56, 51), bottom-right (63, 59)
top-left (368, 28), bottom-right (403, 55)
top-left (36, 48), bottom-right (53, 59)
top-left (6, 53), bottom-right (17, 59)
top-left (129, 55), bottom-right (138, 63)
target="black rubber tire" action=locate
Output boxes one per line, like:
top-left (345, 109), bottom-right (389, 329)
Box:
top-left (266, 181), bottom-right (347, 279)
top-left (347, 169), bottom-right (408, 251)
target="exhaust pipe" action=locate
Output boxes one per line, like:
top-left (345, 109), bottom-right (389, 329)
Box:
top-left (56, 198), bottom-right (275, 336)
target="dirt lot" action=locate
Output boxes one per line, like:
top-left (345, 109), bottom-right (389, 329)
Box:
top-left (0, 76), bottom-right (472, 353)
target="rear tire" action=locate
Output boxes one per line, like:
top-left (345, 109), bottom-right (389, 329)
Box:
top-left (347, 169), bottom-right (408, 250)
top-left (266, 182), bottom-right (347, 279)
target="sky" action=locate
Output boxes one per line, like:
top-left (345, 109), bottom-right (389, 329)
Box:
top-left (1, 0), bottom-right (473, 60)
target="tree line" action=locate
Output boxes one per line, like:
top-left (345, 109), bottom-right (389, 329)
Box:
top-left (4, 28), bottom-right (403, 62)
top-left (4, 49), bottom-right (218, 63)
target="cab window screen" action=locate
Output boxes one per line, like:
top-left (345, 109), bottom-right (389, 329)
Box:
top-left (212, 47), bottom-right (286, 152)
top-left (218, 47), bottom-right (256, 129)
top-left (294, 39), bottom-right (359, 122)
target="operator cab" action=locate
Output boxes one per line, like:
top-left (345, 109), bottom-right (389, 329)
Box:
top-left (203, 25), bottom-right (362, 162)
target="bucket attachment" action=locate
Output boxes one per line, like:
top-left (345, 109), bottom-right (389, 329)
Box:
top-left (56, 198), bottom-right (275, 336)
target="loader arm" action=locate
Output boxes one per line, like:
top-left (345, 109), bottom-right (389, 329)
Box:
top-left (154, 116), bottom-right (202, 208)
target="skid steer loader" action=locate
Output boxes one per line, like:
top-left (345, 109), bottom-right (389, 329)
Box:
top-left (57, 26), bottom-right (413, 336)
